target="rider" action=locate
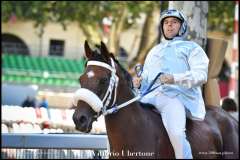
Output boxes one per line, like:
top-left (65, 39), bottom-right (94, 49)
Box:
top-left (133, 9), bottom-right (209, 158)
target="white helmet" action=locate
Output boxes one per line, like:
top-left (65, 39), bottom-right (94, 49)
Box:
top-left (160, 9), bottom-right (188, 39)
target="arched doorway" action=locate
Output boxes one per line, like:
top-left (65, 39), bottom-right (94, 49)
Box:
top-left (2, 33), bottom-right (30, 55)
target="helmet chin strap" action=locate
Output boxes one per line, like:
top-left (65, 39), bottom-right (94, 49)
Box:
top-left (165, 36), bottom-right (173, 40)
top-left (164, 34), bottom-right (181, 40)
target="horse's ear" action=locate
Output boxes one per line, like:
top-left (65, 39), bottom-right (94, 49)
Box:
top-left (100, 41), bottom-right (110, 60)
top-left (84, 40), bottom-right (93, 59)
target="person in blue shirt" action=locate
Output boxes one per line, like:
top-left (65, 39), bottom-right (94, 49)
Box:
top-left (133, 9), bottom-right (209, 158)
top-left (38, 96), bottom-right (51, 119)
top-left (39, 96), bottom-right (49, 109)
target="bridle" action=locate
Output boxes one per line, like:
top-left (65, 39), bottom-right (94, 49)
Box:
top-left (88, 58), bottom-right (119, 115)
top-left (73, 58), bottom-right (121, 117)
top-left (72, 57), bottom-right (163, 118)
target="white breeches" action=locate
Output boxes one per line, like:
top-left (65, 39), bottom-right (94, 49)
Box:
top-left (140, 91), bottom-right (193, 159)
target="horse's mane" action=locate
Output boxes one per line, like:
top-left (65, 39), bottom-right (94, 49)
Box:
top-left (110, 54), bottom-right (133, 89)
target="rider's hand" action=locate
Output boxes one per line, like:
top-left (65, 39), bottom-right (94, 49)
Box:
top-left (133, 76), bottom-right (143, 88)
top-left (160, 74), bottom-right (174, 84)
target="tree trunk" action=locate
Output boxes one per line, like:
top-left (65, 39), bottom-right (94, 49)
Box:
top-left (37, 23), bottom-right (44, 56)
top-left (169, 1), bottom-right (208, 50)
top-left (79, 23), bottom-right (101, 45)
top-left (108, 7), bottom-right (128, 55)
top-left (130, 6), bottom-right (160, 67)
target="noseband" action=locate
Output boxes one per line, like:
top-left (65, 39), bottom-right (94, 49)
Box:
top-left (73, 58), bottom-right (119, 117)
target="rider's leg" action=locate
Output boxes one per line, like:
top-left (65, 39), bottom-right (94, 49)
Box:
top-left (155, 93), bottom-right (193, 159)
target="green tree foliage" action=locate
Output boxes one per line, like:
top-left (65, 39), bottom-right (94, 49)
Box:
top-left (2, 1), bottom-right (52, 27)
top-left (208, 1), bottom-right (235, 35)
top-left (2, 1), bottom-right (235, 35)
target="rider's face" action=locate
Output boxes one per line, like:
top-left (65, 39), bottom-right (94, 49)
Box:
top-left (163, 17), bottom-right (181, 39)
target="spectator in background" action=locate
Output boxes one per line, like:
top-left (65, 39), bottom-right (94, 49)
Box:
top-left (38, 96), bottom-right (49, 109)
top-left (38, 96), bottom-right (51, 119)
top-left (21, 96), bottom-right (36, 107)
top-left (218, 60), bottom-right (231, 98)
top-left (222, 97), bottom-right (238, 121)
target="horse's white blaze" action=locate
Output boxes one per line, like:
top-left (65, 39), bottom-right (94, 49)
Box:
top-left (73, 88), bottom-right (103, 112)
top-left (87, 70), bottom-right (95, 78)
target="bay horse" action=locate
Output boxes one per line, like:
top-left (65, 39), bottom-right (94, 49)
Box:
top-left (72, 41), bottom-right (238, 159)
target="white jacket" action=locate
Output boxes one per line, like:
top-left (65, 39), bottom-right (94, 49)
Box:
top-left (140, 37), bottom-right (209, 120)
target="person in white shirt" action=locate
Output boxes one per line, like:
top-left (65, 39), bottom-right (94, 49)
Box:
top-left (133, 9), bottom-right (209, 159)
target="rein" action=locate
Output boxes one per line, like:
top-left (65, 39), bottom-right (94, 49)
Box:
top-left (73, 58), bottom-right (163, 117)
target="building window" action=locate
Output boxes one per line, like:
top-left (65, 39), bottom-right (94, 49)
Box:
top-left (49, 39), bottom-right (64, 56)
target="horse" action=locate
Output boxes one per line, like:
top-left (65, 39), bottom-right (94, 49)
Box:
top-left (72, 41), bottom-right (239, 159)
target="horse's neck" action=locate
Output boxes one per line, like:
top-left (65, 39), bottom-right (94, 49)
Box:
top-left (105, 103), bottom-right (145, 150)
top-left (104, 84), bottom-right (145, 142)
top-left (105, 101), bottom-right (143, 129)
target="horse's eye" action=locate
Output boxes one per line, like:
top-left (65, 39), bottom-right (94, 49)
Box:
top-left (99, 77), bottom-right (109, 85)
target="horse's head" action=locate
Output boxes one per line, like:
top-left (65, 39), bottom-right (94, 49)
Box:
top-left (72, 41), bottom-right (133, 133)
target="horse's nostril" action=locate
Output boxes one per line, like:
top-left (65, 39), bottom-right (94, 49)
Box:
top-left (73, 113), bottom-right (87, 126)
top-left (79, 115), bottom-right (87, 124)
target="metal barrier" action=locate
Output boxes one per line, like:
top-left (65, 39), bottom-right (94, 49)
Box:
top-left (2, 133), bottom-right (109, 159)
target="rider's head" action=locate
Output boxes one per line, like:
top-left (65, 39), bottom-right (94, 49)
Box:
top-left (160, 9), bottom-right (188, 40)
